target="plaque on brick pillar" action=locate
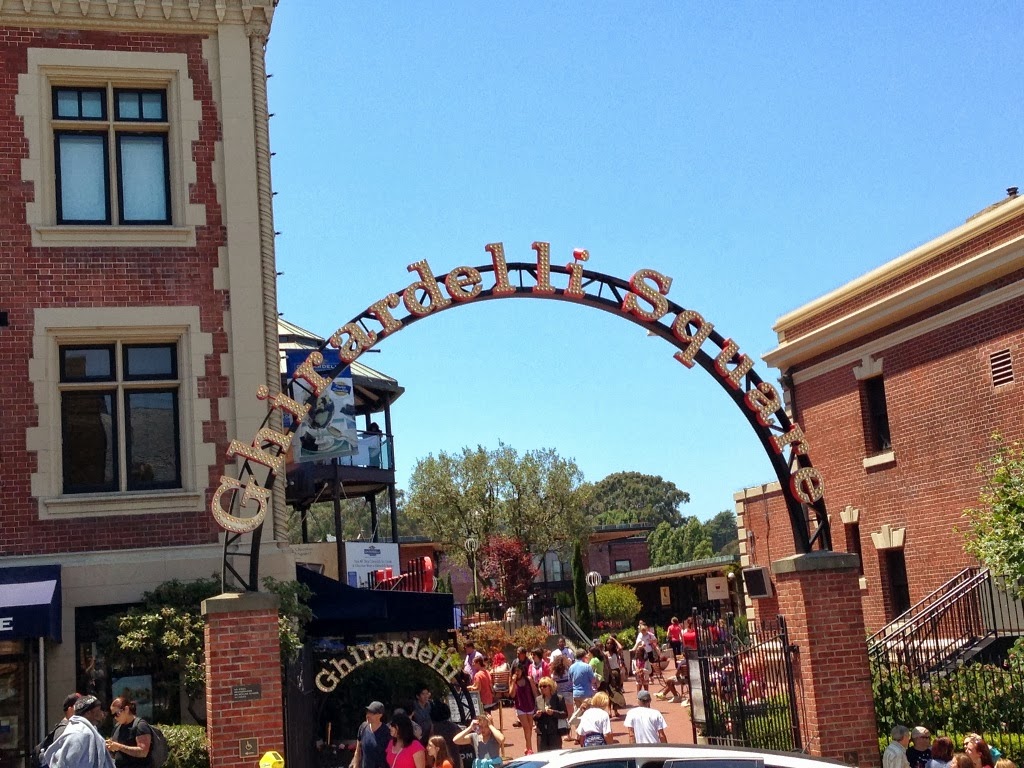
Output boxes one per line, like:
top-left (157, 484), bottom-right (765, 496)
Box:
top-left (771, 552), bottom-right (880, 768)
top-left (203, 592), bottom-right (284, 768)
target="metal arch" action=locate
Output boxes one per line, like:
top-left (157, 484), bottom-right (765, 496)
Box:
top-left (222, 261), bottom-right (830, 591)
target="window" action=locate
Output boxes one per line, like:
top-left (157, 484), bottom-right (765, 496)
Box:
top-left (60, 342), bottom-right (181, 494)
top-left (53, 85), bottom-right (170, 225)
top-left (862, 375), bottom-right (891, 453)
top-left (614, 559), bottom-right (632, 573)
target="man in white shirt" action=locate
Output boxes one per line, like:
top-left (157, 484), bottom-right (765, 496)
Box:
top-left (550, 636), bottom-right (575, 662)
top-left (624, 691), bottom-right (667, 743)
top-left (883, 726), bottom-right (912, 768)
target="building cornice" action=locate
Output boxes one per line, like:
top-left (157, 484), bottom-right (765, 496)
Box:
top-left (764, 230), bottom-right (1024, 371)
top-left (0, 0), bottom-right (276, 32)
top-left (768, 195), bottom-right (1024, 358)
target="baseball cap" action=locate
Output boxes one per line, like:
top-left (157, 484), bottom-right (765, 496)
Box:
top-left (637, 690), bottom-right (652, 702)
top-left (366, 701), bottom-right (386, 715)
top-left (74, 696), bottom-right (101, 715)
top-left (912, 727), bottom-right (931, 740)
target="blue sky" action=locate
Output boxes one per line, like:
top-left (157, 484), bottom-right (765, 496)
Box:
top-left (265, 2), bottom-right (1024, 521)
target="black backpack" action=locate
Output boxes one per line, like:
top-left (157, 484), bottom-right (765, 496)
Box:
top-left (34, 721), bottom-right (65, 768)
top-left (133, 720), bottom-right (169, 768)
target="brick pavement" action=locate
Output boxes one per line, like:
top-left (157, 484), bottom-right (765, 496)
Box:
top-left (491, 667), bottom-right (696, 759)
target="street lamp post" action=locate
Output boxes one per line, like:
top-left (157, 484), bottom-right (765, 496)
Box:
top-left (586, 570), bottom-right (602, 625)
top-left (464, 536), bottom-right (480, 600)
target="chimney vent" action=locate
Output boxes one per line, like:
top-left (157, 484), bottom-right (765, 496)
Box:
top-left (1009, 187), bottom-right (1019, 198)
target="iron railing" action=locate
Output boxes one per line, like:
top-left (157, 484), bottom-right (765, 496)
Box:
top-left (690, 613), bottom-right (801, 751)
top-left (869, 568), bottom-right (1024, 761)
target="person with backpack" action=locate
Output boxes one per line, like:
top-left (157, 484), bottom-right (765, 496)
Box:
top-left (37, 693), bottom-right (82, 767)
top-left (104, 699), bottom-right (153, 768)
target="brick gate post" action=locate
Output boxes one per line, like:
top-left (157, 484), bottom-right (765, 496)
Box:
top-left (203, 592), bottom-right (284, 768)
top-left (771, 552), bottom-right (879, 768)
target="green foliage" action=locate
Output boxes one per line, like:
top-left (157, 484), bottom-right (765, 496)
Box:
top-left (648, 517), bottom-right (714, 567)
top-left (594, 583), bottom-right (641, 627)
top-left (102, 576), bottom-right (312, 725)
top-left (512, 625), bottom-right (551, 652)
top-left (964, 437), bottom-right (1024, 595)
top-left (406, 443), bottom-right (590, 566)
top-left (161, 724), bottom-right (209, 768)
top-left (871, 639), bottom-right (1024, 761)
top-left (288, 489), bottom-right (410, 544)
top-left (572, 540), bottom-right (591, 636)
top-left (585, 472), bottom-right (689, 528)
top-left (467, 622), bottom-right (511, 656)
top-left (262, 576), bottom-right (313, 661)
top-left (705, 510), bottom-right (739, 554)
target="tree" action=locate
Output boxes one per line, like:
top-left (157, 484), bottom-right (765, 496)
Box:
top-left (595, 583), bottom-right (642, 627)
top-left (964, 438), bottom-right (1024, 596)
top-left (405, 442), bottom-right (590, 571)
top-left (101, 576), bottom-right (311, 724)
top-left (705, 510), bottom-right (739, 554)
top-left (572, 540), bottom-right (591, 636)
top-left (287, 489), bottom-right (409, 544)
top-left (648, 517), bottom-right (714, 567)
top-left (585, 472), bottom-right (690, 528)
top-left (478, 536), bottom-right (537, 604)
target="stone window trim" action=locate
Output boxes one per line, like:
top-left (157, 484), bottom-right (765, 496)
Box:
top-left (28, 306), bottom-right (216, 519)
top-left (17, 47), bottom-right (205, 248)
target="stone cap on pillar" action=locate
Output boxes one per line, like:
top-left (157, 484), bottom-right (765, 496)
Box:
top-left (202, 590), bottom-right (280, 616)
top-left (771, 550), bottom-right (861, 575)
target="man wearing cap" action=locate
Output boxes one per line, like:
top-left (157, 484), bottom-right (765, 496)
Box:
top-left (37, 693), bottom-right (82, 767)
top-left (352, 702), bottom-right (390, 768)
top-left (43, 696), bottom-right (115, 768)
top-left (907, 727), bottom-right (932, 768)
top-left (623, 691), bottom-right (667, 744)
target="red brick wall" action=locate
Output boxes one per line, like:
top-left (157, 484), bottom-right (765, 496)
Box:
top-left (0, 27), bottom-right (227, 555)
top-left (745, 289), bottom-right (1024, 631)
top-left (773, 557), bottom-right (879, 767)
top-left (203, 594), bottom-right (284, 768)
top-left (588, 537), bottom-right (649, 578)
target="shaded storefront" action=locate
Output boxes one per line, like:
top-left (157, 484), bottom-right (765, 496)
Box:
top-left (0, 565), bottom-right (62, 768)
top-left (609, 555), bottom-right (742, 626)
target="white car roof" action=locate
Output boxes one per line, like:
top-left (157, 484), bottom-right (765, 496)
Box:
top-left (504, 743), bottom-right (852, 768)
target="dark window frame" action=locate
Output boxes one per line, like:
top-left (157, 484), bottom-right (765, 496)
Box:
top-left (59, 340), bottom-right (182, 495)
top-left (614, 559), bottom-right (632, 573)
top-left (54, 130), bottom-right (113, 225)
top-left (863, 375), bottom-right (892, 453)
top-left (51, 84), bottom-right (171, 226)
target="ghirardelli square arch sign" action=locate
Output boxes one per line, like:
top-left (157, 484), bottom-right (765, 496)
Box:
top-left (213, 243), bottom-right (832, 588)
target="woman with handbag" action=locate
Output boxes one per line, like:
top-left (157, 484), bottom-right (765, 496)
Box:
top-left (533, 677), bottom-right (568, 752)
top-left (453, 714), bottom-right (504, 768)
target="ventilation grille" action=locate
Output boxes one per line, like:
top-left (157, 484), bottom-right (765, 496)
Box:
top-left (991, 349), bottom-right (1014, 386)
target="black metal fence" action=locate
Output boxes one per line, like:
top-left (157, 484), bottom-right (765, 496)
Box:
top-left (869, 569), bottom-right (1024, 760)
top-left (690, 613), bottom-right (801, 751)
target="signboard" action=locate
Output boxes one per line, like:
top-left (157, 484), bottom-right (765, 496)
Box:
top-left (659, 586), bottom-right (671, 606)
top-left (344, 542), bottom-right (400, 588)
top-left (232, 684), bottom-right (262, 701)
top-left (239, 738), bottom-right (258, 758)
top-left (706, 576), bottom-right (729, 601)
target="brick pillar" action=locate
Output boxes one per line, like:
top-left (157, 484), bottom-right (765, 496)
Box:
top-left (203, 592), bottom-right (283, 768)
top-left (771, 552), bottom-right (879, 768)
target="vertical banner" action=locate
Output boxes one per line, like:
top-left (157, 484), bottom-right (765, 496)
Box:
top-left (284, 350), bottom-right (358, 463)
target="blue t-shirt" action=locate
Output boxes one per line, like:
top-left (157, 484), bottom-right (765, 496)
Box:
top-left (357, 721), bottom-right (390, 768)
top-left (568, 659), bottom-right (596, 698)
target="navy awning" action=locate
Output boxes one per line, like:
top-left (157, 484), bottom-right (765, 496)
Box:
top-left (0, 565), bottom-right (62, 642)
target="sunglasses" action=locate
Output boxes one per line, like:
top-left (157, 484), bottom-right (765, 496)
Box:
top-left (539, 684), bottom-right (552, 689)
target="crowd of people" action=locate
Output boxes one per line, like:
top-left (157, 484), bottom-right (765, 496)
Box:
top-left (884, 726), bottom-right (1016, 768)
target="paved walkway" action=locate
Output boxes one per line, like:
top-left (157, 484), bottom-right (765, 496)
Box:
top-left (491, 668), bottom-right (696, 759)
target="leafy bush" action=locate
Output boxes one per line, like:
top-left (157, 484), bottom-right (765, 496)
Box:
top-left (512, 625), bottom-right (550, 653)
top-left (162, 724), bottom-right (208, 768)
top-left (594, 583), bottom-right (641, 627)
top-left (465, 623), bottom-right (511, 657)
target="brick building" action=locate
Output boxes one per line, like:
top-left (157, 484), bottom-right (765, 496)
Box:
top-left (738, 190), bottom-right (1024, 631)
top-left (0, 0), bottom-right (291, 757)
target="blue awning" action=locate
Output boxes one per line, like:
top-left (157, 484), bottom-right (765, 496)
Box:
top-left (0, 565), bottom-right (62, 642)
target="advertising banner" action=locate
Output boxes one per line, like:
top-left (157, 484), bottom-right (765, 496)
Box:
top-left (283, 350), bottom-right (358, 464)
top-left (344, 542), bottom-right (401, 588)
